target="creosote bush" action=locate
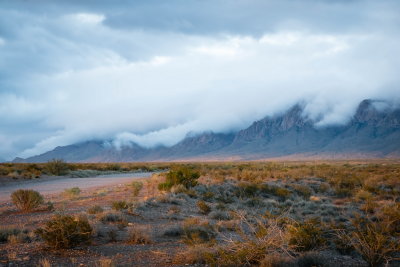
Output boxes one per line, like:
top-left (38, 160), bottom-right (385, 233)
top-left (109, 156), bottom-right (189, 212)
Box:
top-left (350, 217), bottom-right (400, 267)
top-left (158, 166), bottom-right (200, 191)
top-left (45, 159), bottom-right (69, 176)
top-left (11, 189), bottom-right (44, 212)
top-left (287, 219), bottom-right (326, 251)
top-left (35, 214), bottom-right (92, 249)
top-left (111, 200), bottom-right (129, 211)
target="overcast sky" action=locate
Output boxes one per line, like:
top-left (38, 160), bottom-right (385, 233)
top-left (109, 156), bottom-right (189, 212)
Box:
top-left (1, 0), bottom-right (400, 160)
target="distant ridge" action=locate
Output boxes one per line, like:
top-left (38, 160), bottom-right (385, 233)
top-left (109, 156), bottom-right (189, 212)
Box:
top-left (14, 99), bottom-right (400, 162)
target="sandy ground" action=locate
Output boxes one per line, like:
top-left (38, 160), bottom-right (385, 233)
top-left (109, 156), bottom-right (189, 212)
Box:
top-left (0, 172), bottom-right (153, 202)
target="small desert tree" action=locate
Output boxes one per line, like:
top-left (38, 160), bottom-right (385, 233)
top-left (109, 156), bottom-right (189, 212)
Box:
top-left (11, 189), bottom-right (44, 212)
top-left (158, 166), bottom-right (200, 191)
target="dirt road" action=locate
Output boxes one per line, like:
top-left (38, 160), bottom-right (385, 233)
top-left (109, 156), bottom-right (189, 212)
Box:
top-left (0, 172), bottom-right (153, 202)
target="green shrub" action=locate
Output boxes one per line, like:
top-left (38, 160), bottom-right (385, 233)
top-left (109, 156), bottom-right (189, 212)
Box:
top-left (350, 217), bottom-right (399, 267)
top-left (64, 187), bottom-right (81, 198)
top-left (35, 215), bottom-right (92, 249)
top-left (259, 184), bottom-right (291, 200)
top-left (197, 200), bottom-right (211, 215)
top-left (158, 166), bottom-right (200, 191)
top-left (87, 205), bottom-right (104, 214)
top-left (287, 219), bottom-right (326, 251)
top-left (111, 200), bottom-right (129, 211)
top-left (45, 159), bottom-right (69, 176)
top-left (292, 184), bottom-right (312, 199)
top-left (237, 182), bottom-right (259, 198)
top-left (130, 181), bottom-right (143, 197)
top-left (11, 189), bottom-right (44, 211)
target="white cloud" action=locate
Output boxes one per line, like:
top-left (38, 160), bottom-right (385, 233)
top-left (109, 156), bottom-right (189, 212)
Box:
top-left (1, 0), bottom-right (400, 160)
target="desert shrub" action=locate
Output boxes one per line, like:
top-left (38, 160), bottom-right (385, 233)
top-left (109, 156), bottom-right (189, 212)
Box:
top-left (126, 225), bottom-right (152, 244)
top-left (130, 181), bottom-right (143, 197)
top-left (107, 229), bottom-right (118, 242)
top-left (360, 199), bottom-right (377, 214)
top-left (292, 184), bottom-right (312, 199)
top-left (11, 189), bottom-right (44, 211)
top-left (334, 227), bottom-right (354, 255)
top-left (170, 184), bottom-right (187, 194)
top-left (158, 166), bottom-right (200, 191)
top-left (186, 218), bottom-right (291, 266)
top-left (45, 159), bottom-right (69, 176)
top-left (245, 197), bottom-right (265, 207)
top-left (379, 202), bottom-right (400, 234)
top-left (209, 210), bottom-right (232, 221)
top-left (236, 182), bottom-right (259, 198)
top-left (182, 218), bottom-right (216, 245)
top-left (350, 217), bottom-right (399, 266)
top-left (111, 200), bottom-right (129, 211)
top-left (317, 183), bottom-right (330, 193)
top-left (99, 212), bottom-right (126, 223)
top-left (7, 232), bottom-right (30, 244)
top-left (287, 219), bottom-right (326, 251)
top-left (87, 205), bottom-right (104, 214)
top-left (197, 200), bottom-right (211, 215)
top-left (63, 187), bottom-right (81, 198)
top-left (0, 228), bottom-right (21, 243)
top-left (355, 189), bottom-right (373, 202)
top-left (107, 164), bottom-right (121, 171)
top-left (163, 225), bottom-right (184, 237)
top-left (35, 215), bottom-right (92, 249)
top-left (259, 184), bottom-right (291, 200)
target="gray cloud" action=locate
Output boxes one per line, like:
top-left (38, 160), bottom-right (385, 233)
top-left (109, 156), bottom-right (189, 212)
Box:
top-left (0, 0), bottom-right (400, 160)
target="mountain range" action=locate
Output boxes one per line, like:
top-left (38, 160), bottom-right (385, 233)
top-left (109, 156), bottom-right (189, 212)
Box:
top-left (13, 99), bottom-right (400, 162)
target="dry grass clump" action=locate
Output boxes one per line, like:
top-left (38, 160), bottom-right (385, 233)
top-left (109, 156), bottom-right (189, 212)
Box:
top-left (63, 187), bottom-right (81, 198)
top-left (111, 200), bottom-right (129, 211)
top-left (292, 184), bottom-right (312, 199)
top-left (130, 181), bottom-right (143, 197)
top-left (183, 216), bottom-right (292, 266)
top-left (87, 205), bottom-right (104, 214)
top-left (35, 214), bottom-right (92, 249)
top-left (182, 218), bottom-right (216, 245)
top-left (99, 212), bottom-right (127, 224)
top-left (37, 258), bottom-right (51, 267)
top-left (11, 189), bottom-right (44, 212)
top-left (126, 225), bottom-right (152, 244)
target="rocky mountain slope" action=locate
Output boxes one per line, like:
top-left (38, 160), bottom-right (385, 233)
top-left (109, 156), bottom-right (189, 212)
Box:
top-left (14, 99), bottom-right (400, 162)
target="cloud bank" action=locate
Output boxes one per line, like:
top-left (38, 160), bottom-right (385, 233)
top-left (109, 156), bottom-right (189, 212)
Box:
top-left (0, 0), bottom-right (399, 160)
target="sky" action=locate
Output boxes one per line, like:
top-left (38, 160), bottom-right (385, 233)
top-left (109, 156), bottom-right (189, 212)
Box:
top-left (0, 0), bottom-right (400, 160)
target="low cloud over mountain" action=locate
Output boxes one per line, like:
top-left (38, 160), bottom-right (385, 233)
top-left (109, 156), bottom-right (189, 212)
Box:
top-left (1, 0), bottom-right (400, 160)
top-left (15, 100), bottom-right (400, 162)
